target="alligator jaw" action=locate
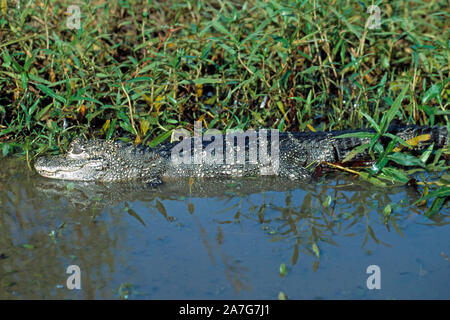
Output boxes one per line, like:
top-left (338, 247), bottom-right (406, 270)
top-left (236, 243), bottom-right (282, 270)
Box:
top-left (34, 156), bottom-right (104, 181)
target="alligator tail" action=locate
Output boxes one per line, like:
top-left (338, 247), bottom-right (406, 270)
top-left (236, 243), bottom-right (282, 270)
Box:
top-left (390, 125), bottom-right (448, 150)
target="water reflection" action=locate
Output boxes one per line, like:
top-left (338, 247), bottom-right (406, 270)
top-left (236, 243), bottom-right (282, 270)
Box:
top-left (0, 159), bottom-right (449, 299)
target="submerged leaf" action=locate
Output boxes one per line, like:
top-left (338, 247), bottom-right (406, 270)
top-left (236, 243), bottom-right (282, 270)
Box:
top-left (279, 263), bottom-right (288, 277)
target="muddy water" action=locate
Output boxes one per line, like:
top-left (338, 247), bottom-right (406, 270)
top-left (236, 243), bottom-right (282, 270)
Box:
top-left (0, 158), bottom-right (449, 299)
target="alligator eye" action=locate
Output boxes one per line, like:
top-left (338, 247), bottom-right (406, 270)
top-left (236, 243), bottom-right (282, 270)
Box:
top-left (68, 145), bottom-right (88, 159)
top-left (71, 145), bottom-right (83, 154)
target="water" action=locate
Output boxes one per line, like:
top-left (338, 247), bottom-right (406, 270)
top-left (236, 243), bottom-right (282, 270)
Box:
top-left (0, 159), bottom-right (449, 299)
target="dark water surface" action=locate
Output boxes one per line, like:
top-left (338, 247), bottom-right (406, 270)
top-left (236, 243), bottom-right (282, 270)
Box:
top-left (0, 159), bottom-right (449, 299)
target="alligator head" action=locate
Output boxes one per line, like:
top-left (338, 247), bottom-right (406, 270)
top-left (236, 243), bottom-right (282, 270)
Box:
top-left (34, 138), bottom-right (166, 183)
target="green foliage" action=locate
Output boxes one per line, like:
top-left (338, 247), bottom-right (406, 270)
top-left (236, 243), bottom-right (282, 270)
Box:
top-left (0, 0), bottom-right (448, 155)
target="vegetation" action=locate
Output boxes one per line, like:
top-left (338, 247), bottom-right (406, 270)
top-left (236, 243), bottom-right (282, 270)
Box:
top-left (0, 0), bottom-right (449, 212)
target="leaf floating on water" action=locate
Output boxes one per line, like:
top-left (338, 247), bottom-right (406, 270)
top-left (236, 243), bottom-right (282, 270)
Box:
top-left (322, 195), bottom-right (332, 208)
top-left (118, 283), bottom-right (133, 300)
top-left (23, 244), bottom-right (35, 249)
top-left (278, 291), bottom-right (288, 300)
top-left (279, 263), bottom-right (288, 277)
top-left (312, 243), bottom-right (320, 258)
top-left (383, 204), bottom-right (392, 217)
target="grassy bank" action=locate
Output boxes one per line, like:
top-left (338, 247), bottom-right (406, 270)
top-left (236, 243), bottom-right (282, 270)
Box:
top-left (0, 0), bottom-right (448, 154)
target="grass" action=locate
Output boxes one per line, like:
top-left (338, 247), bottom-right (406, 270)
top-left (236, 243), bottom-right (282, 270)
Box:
top-left (0, 0), bottom-right (449, 211)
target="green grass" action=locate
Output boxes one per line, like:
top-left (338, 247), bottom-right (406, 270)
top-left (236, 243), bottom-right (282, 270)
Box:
top-left (1, 0), bottom-right (448, 150)
top-left (0, 0), bottom-right (449, 211)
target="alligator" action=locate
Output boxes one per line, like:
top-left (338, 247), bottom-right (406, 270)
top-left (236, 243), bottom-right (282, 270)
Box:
top-left (34, 125), bottom-right (448, 185)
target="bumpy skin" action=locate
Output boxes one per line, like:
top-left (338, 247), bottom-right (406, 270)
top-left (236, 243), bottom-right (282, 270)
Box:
top-left (34, 125), bottom-right (448, 184)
